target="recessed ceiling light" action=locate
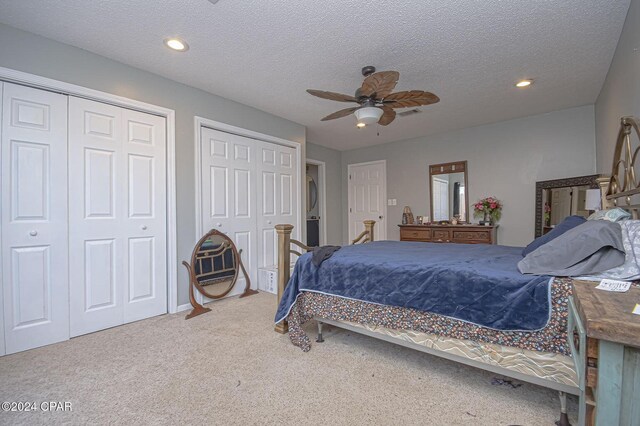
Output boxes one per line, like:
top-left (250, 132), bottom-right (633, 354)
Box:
top-left (516, 79), bottom-right (533, 88)
top-left (356, 122), bottom-right (366, 128)
top-left (164, 38), bottom-right (189, 52)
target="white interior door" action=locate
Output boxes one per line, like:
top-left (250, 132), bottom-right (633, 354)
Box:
top-left (68, 97), bottom-right (167, 337)
top-left (257, 141), bottom-right (298, 269)
top-left (550, 187), bottom-right (572, 225)
top-left (348, 161), bottom-right (387, 242)
top-left (200, 127), bottom-right (258, 297)
top-left (432, 177), bottom-right (449, 221)
top-left (1, 82), bottom-right (69, 354)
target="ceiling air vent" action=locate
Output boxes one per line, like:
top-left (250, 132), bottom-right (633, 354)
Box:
top-left (398, 109), bottom-right (423, 117)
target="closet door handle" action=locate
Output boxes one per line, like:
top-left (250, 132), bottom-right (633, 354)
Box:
top-left (267, 220), bottom-right (272, 225)
top-left (141, 225), bottom-right (147, 230)
top-left (29, 230), bottom-right (38, 236)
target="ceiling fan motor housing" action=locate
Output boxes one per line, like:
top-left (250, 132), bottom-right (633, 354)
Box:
top-left (361, 65), bottom-right (376, 76)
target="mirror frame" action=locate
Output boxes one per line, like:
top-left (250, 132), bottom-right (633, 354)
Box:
top-left (190, 236), bottom-right (239, 300)
top-left (534, 174), bottom-right (601, 238)
top-left (429, 161), bottom-right (469, 223)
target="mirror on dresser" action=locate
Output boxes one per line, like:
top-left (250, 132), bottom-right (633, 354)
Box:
top-left (534, 174), bottom-right (601, 238)
top-left (429, 161), bottom-right (469, 222)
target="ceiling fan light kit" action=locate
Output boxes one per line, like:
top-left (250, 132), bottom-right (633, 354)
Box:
top-left (354, 106), bottom-right (383, 125)
top-left (307, 65), bottom-right (440, 129)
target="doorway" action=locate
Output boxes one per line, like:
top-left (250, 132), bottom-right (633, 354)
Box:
top-left (306, 159), bottom-right (327, 247)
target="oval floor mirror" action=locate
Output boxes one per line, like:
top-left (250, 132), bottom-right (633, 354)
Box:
top-left (182, 229), bottom-right (258, 319)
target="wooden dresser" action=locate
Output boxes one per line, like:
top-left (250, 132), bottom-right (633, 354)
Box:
top-left (398, 224), bottom-right (498, 244)
top-left (569, 281), bottom-right (640, 425)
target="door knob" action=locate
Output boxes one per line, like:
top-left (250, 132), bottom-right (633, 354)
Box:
top-left (141, 225), bottom-right (147, 230)
top-left (267, 220), bottom-right (272, 225)
top-left (216, 223), bottom-right (222, 227)
top-left (29, 230), bottom-right (38, 236)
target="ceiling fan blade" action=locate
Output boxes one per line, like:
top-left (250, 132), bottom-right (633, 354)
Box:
top-left (360, 71), bottom-right (400, 98)
top-left (307, 89), bottom-right (358, 103)
top-left (321, 107), bottom-right (359, 121)
top-left (383, 91), bottom-right (440, 108)
top-left (378, 106), bottom-right (396, 126)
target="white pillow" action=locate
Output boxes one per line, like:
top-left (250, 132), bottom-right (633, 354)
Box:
top-left (587, 207), bottom-right (631, 222)
top-left (584, 220), bottom-right (640, 281)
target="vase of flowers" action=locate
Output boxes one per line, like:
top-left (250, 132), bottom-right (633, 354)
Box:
top-left (473, 196), bottom-right (502, 225)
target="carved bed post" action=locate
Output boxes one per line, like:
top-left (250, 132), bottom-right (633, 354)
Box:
top-left (596, 176), bottom-right (612, 210)
top-left (275, 224), bottom-right (293, 334)
top-left (364, 220), bottom-right (375, 242)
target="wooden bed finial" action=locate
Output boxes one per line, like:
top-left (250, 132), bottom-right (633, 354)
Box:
top-left (364, 220), bottom-right (376, 242)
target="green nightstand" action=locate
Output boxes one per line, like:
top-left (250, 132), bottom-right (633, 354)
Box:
top-left (569, 281), bottom-right (640, 426)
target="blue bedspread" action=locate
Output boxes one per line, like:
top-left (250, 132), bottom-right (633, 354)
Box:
top-left (275, 241), bottom-right (552, 331)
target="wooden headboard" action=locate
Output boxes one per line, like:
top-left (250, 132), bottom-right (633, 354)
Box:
top-left (597, 116), bottom-right (640, 217)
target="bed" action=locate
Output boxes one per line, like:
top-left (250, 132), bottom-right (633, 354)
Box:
top-left (273, 116), bottom-right (640, 426)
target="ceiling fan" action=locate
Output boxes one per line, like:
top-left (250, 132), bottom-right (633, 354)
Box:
top-left (307, 66), bottom-right (440, 128)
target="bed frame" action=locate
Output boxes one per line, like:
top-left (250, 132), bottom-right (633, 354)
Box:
top-left (273, 116), bottom-right (640, 426)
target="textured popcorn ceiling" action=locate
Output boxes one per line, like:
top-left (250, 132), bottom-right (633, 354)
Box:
top-left (0, 0), bottom-right (630, 150)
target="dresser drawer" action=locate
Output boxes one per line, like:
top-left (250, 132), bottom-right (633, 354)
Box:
top-left (432, 229), bottom-right (451, 242)
top-left (452, 230), bottom-right (491, 244)
top-left (400, 228), bottom-right (431, 241)
top-left (398, 224), bottom-right (497, 244)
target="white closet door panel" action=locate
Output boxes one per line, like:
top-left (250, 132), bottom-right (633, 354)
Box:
top-left (69, 99), bottom-right (167, 335)
top-left (1, 83), bottom-right (69, 354)
top-left (256, 141), bottom-right (298, 269)
top-left (69, 97), bottom-right (124, 336)
top-left (0, 82), bottom-right (3, 357)
top-left (122, 109), bottom-right (166, 323)
top-left (200, 127), bottom-right (257, 298)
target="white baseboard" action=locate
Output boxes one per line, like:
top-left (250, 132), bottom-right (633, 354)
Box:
top-left (175, 303), bottom-right (192, 313)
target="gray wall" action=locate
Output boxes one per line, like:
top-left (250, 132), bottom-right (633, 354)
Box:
top-left (306, 142), bottom-right (343, 245)
top-left (595, 0), bottom-right (639, 173)
top-left (341, 105), bottom-right (597, 246)
top-left (0, 23), bottom-right (306, 307)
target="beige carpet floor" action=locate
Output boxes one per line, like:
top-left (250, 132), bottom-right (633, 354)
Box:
top-left (0, 292), bottom-right (577, 425)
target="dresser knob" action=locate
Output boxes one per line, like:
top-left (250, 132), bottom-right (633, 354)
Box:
top-left (141, 225), bottom-right (147, 230)
top-left (29, 230), bottom-right (38, 237)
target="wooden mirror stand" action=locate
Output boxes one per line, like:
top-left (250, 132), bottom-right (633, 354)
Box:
top-left (182, 229), bottom-right (258, 319)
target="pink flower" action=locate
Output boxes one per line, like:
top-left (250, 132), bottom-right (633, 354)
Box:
top-left (490, 203), bottom-right (497, 209)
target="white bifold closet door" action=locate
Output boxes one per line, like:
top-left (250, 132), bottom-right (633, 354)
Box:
top-left (200, 127), bottom-right (258, 297)
top-left (256, 143), bottom-right (297, 269)
top-left (1, 83), bottom-right (69, 354)
top-left (68, 97), bottom-right (167, 337)
top-left (200, 127), bottom-right (298, 298)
